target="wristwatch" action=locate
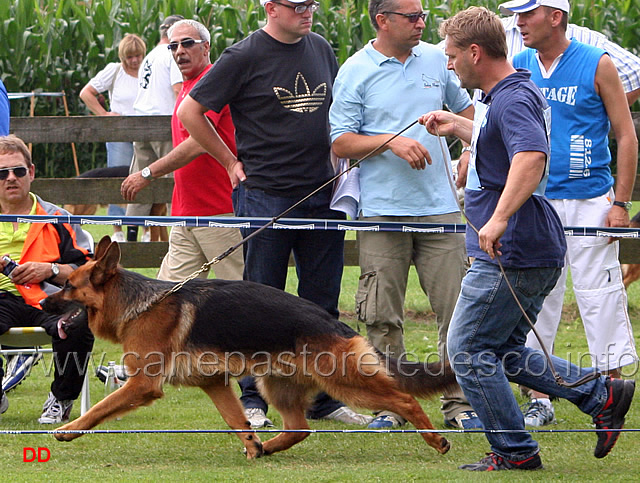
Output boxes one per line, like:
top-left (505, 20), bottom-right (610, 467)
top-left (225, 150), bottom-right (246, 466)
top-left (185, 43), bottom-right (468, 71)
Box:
top-left (613, 200), bottom-right (632, 212)
top-left (141, 166), bottom-right (154, 180)
top-left (50, 263), bottom-right (60, 281)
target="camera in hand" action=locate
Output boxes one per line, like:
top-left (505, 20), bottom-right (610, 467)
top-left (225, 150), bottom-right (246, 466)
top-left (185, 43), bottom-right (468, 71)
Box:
top-left (1, 255), bottom-right (18, 277)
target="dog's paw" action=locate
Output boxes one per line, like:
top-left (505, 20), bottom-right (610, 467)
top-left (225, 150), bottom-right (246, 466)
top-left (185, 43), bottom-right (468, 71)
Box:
top-left (54, 431), bottom-right (74, 442)
top-left (439, 437), bottom-right (451, 454)
top-left (53, 424), bottom-right (78, 442)
top-left (243, 440), bottom-right (264, 460)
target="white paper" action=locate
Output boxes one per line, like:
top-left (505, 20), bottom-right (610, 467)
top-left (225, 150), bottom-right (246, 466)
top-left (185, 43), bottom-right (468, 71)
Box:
top-left (330, 158), bottom-right (360, 220)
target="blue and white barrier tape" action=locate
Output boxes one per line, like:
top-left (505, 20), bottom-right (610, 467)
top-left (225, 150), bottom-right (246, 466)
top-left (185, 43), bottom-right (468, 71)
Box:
top-left (1, 215), bottom-right (639, 238)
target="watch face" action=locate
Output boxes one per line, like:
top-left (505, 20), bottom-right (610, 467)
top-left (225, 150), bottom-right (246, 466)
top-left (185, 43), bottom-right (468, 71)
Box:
top-left (51, 263), bottom-right (59, 276)
top-left (142, 167), bottom-right (152, 179)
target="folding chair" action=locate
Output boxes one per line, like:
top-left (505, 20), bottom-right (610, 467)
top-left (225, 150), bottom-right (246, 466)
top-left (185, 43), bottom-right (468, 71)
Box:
top-left (0, 326), bottom-right (90, 415)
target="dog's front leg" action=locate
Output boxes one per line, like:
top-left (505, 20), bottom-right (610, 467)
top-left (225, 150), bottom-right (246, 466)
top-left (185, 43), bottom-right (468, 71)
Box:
top-left (54, 378), bottom-right (164, 442)
top-left (200, 381), bottom-right (264, 460)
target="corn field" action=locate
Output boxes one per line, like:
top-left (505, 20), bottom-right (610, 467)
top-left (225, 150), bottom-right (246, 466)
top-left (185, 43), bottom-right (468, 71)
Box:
top-left (0, 0), bottom-right (638, 176)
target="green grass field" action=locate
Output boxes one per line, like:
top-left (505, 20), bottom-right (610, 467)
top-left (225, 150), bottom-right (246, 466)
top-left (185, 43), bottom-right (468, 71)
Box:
top-left (1, 219), bottom-right (639, 480)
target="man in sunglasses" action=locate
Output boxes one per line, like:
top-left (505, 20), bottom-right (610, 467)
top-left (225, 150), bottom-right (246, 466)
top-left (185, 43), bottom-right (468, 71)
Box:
top-left (121, 19), bottom-right (244, 283)
top-left (329, 0), bottom-right (479, 430)
top-left (0, 134), bottom-right (95, 424)
top-left (178, 1), bottom-right (372, 428)
top-left (125, 14), bottom-right (184, 243)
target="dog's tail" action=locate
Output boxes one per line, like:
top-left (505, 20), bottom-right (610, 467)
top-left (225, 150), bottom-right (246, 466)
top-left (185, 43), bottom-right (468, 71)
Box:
top-left (386, 358), bottom-right (459, 399)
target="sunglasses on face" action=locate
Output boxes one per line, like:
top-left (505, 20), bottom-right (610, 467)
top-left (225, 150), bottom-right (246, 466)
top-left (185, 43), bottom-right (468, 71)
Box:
top-left (272, 1), bottom-right (320, 14)
top-left (382, 11), bottom-right (427, 23)
top-left (167, 38), bottom-right (206, 51)
top-left (0, 166), bottom-right (28, 180)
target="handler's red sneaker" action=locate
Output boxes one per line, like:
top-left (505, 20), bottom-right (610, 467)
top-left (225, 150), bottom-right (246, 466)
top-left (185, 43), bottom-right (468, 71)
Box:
top-left (593, 377), bottom-right (635, 458)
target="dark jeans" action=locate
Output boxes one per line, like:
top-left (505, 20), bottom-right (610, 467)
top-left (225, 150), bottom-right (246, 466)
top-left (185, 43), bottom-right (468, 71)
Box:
top-left (0, 291), bottom-right (94, 401)
top-left (234, 184), bottom-right (345, 418)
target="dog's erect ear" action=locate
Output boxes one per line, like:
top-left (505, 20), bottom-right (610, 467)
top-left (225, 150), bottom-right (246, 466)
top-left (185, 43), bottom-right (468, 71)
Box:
top-left (90, 240), bottom-right (121, 287)
top-left (94, 236), bottom-right (112, 260)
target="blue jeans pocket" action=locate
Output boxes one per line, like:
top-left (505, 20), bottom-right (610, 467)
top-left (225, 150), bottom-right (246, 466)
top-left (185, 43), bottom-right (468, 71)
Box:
top-left (514, 267), bottom-right (561, 298)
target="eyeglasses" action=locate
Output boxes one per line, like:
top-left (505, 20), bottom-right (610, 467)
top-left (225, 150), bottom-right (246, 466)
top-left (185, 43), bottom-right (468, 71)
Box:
top-left (0, 166), bottom-right (28, 180)
top-left (272, 1), bottom-right (320, 14)
top-left (167, 38), bottom-right (206, 51)
top-left (382, 11), bottom-right (427, 23)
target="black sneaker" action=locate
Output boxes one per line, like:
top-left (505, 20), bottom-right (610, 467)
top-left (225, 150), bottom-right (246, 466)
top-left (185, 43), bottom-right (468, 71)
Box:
top-left (459, 452), bottom-right (543, 471)
top-left (593, 377), bottom-right (635, 458)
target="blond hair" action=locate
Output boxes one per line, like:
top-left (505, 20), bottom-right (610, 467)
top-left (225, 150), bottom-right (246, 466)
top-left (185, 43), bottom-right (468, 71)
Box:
top-left (439, 6), bottom-right (507, 59)
top-left (118, 33), bottom-right (146, 63)
top-left (0, 135), bottom-right (32, 166)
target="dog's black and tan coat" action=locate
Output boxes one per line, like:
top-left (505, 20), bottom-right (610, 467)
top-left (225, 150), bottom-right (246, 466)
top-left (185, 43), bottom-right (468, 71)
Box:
top-left (43, 236), bottom-right (459, 459)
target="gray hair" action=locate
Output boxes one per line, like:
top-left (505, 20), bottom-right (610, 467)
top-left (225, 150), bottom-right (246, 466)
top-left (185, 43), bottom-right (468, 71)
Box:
top-left (369, 0), bottom-right (399, 30)
top-left (167, 19), bottom-right (211, 44)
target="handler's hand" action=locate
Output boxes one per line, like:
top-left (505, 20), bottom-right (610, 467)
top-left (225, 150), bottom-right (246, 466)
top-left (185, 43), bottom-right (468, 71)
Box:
top-left (478, 218), bottom-right (507, 260)
top-left (121, 172), bottom-right (150, 202)
top-left (419, 110), bottom-right (456, 137)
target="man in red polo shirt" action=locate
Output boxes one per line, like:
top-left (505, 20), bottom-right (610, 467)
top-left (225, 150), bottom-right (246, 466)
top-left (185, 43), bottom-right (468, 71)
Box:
top-left (121, 19), bottom-right (243, 282)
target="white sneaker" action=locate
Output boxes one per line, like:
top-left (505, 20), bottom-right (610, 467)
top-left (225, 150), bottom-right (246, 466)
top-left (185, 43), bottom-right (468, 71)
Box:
top-left (522, 398), bottom-right (556, 427)
top-left (38, 392), bottom-right (73, 424)
top-left (320, 406), bottom-right (373, 425)
top-left (245, 408), bottom-right (273, 429)
top-left (111, 231), bottom-right (126, 243)
top-left (141, 230), bottom-right (151, 242)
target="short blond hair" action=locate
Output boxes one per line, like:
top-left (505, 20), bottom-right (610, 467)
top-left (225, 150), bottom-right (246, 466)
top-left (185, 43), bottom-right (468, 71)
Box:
top-left (118, 33), bottom-right (146, 63)
top-left (0, 135), bottom-right (32, 166)
top-left (439, 6), bottom-right (507, 59)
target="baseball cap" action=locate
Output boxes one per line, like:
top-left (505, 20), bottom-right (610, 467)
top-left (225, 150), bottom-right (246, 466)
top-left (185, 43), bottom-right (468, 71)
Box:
top-left (260, 0), bottom-right (309, 5)
top-left (499, 0), bottom-right (570, 15)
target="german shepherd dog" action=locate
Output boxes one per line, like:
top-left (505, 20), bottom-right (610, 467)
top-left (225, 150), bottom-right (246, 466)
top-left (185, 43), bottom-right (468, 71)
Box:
top-left (42, 236), bottom-right (458, 459)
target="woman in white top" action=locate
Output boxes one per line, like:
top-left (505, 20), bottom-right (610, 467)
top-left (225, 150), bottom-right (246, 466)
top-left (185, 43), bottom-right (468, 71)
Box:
top-left (79, 34), bottom-right (146, 242)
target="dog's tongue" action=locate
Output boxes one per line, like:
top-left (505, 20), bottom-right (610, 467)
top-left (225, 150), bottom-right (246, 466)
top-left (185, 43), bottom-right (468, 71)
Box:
top-left (57, 318), bottom-right (68, 340)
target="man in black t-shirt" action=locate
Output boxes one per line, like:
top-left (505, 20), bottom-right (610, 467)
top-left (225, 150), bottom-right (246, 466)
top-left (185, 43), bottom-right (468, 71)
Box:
top-left (178, 0), bottom-right (372, 429)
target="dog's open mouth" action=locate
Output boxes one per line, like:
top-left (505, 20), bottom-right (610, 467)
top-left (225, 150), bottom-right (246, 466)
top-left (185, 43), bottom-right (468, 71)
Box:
top-left (57, 306), bottom-right (85, 339)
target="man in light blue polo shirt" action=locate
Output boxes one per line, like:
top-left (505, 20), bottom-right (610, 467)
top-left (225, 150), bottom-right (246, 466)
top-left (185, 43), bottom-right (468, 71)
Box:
top-left (329, 0), bottom-right (478, 430)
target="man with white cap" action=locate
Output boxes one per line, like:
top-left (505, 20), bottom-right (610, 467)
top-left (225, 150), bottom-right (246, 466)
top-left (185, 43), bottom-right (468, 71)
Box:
top-left (177, 0), bottom-right (372, 428)
top-left (499, 2), bottom-right (640, 106)
top-left (500, 0), bottom-right (638, 428)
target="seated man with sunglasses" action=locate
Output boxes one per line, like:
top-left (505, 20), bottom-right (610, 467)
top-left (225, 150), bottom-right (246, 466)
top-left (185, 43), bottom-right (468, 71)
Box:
top-left (0, 134), bottom-right (95, 423)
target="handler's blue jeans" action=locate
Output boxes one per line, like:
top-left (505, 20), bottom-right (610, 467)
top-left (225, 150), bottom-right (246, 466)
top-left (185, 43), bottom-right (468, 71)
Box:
top-left (447, 259), bottom-right (609, 461)
top-left (234, 183), bottom-right (346, 418)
